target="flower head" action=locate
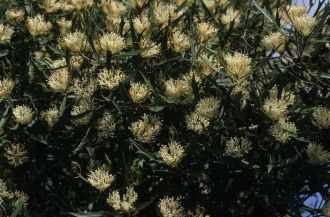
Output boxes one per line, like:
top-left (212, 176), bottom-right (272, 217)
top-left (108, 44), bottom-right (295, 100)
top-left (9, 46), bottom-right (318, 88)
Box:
top-left (100, 32), bottom-right (125, 55)
top-left (13, 105), bottom-right (35, 124)
top-left (139, 38), bottom-right (161, 58)
top-left (262, 32), bottom-right (286, 53)
top-left (313, 106), bottom-right (330, 129)
top-left (98, 68), bottom-right (125, 91)
top-left (195, 97), bottom-right (221, 120)
top-left (133, 15), bottom-right (152, 36)
top-left (306, 142), bottom-right (330, 165)
top-left (220, 8), bottom-right (240, 31)
top-left (224, 52), bottom-right (251, 80)
top-left (158, 196), bottom-right (184, 217)
top-left (57, 17), bottom-right (72, 36)
top-left (44, 0), bottom-right (62, 13)
top-left (282, 4), bottom-right (307, 22)
top-left (63, 30), bottom-right (90, 53)
top-left (129, 114), bottom-right (162, 143)
top-left (171, 32), bottom-right (190, 53)
top-left (107, 187), bottom-right (138, 213)
top-left (108, 1), bottom-right (127, 18)
top-left (106, 16), bottom-right (121, 33)
top-left (71, 98), bottom-right (94, 125)
top-left (40, 108), bottom-right (60, 127)
top-left (185, 111), bottom-right (210, 134)
top-left (224, 137), bottom-right (252, 158)
top-left (5, 8), bottom-right (25, 26)
top-left (199, 53), bottom-right (220, 77)
top-left (293, 14), bottom-right (318, 37)
top-left (196, 22), bottom-right (218, 41)
top-left (5, 143), bottom-right (29, 167)
top-left (159, 141), bottom-right (185, 167)
top-left (87, 164), bottom-right (115, 191)
top-left (60, 1), bottom-right (76, 12)
top-left (134, 0), bottom-right (149, 8)
top-left (8, 191), bottom-right (29, 210)
top-left (269, 118), bottom-right (297, 144)
top-left (0, 179), bottom-right (10, 199)
top-left (129, 82), bottom-right (151, 103)
top-left (262, 85), bottom-right (295, 121)
top-left (73, 77), bottom-right (98, 102)
top-left (96, 114), bottom-right (116, 143)
top-left (71, 0), bottom-right (93, 10)
top-left (0, 23), bottom-right (14, 44)
top-left (26, 14), bottom-right (53, 37)
top-left (154, 4), bottom-right (183, 25)
top-left (0, 78), bottom-right (14, 100)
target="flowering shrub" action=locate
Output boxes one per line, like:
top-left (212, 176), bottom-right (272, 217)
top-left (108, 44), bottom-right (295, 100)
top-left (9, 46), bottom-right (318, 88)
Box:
top-left (0, 0), bottom-right (330, 216)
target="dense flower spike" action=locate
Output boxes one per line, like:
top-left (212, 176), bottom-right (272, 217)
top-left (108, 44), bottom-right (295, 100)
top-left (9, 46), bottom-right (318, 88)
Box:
top-left (44, 0), bottom-right (61, 13)
top-left (87, 165), bottom-right (115, 191)
top-left (57, 17), bottom-right (72, 35)
top-left (26, 14), bottom-right (53, 36)
top-left (129, 114), bottom-right (162, 143)
top-left (63, 30), bottom-right (90, 53)
top-left (306, 143), bottom-right (330, 165)
top-left (8, 191), bottom-right (29, 210)
top-left (13, 105), bottom-right (35, 124)
top-left (313, 106), bottom-right (330, 129)
top-left (262, 85), bottom-right (295, 121)
top-left (98, 68), bottom-right (125, 91)
top-left (5, 143), bottom-right (29, 167)
top-left (5, 8), bottom-right (25, 26)
top-left (195, 97), bottom-right (221, 120)
top-left (262, 32), bottom-right (286, 53)
top-left (41, 108), bottom-right (60, 127)
top-left (224, 137), bottom-right (252, 158)
top-left (0, 23), bottom-right (14, 44)
top-left (224, 52), bottom-right (251, 80)
top-left (185, 112), bottom-right (210, 134)
top-left (71, 0), bottom-right (93, 10)
top-left (129, 82), bottom-right (151, 103)
top-left (158, 141), bottom-right (185, 166)
top-left (139, 38), bottom-right (161, 58)
top-left (133, 15), bottom-right (152, 36)
top-left (268, 118), bottom-right (297, 144)
top-left (0, 78), bottom-right (14, 100)
top-left (172, 32), bottom-right (190, 53)
top-left (282, 4), bottom-right (307, 23)
top-left (96, 114), bottom-right (116, 143)
top-left (73, 77), bottom-right (98, 102)
top-left (108, 1), bottom-right (127, 18)
top-left (196, 22), bottom-right (218, 41)
top-left (292, 14), bottom-right (318, 37)
top-left (47, 58), bottom-right (71, 92)
top-left (107, 187), bottom-right (138, 213)
top-left (99, 32), bottom-right (125, 55)
top-left (153, 4), bottom-right (183, 25)
top-left (158, 196), bottom-right (184, 217)
top-left (220, 8), bottom-right (240, 31)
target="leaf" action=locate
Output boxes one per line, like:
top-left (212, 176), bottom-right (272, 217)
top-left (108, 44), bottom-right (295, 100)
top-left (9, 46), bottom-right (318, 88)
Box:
top-left (149, 105), bottom-right (167, 112)
top-left (133, 195), bottom-right (158, 211)
top-left (250, 43), bottom-right (282, 74)
top-left (131, 139), bottom-right (161, 162)
top-left (174, 0), bottom-right (187, 13)
top-left (160, 95), bottom-right (182, 104)
top-left (309, 71), bottom-right (330, 79)
top-left (0, 105), bottom-right (10, 130)
top-left (191, 74), bottom-right (200, 103)
top-left (48, 46), bottom-right (66, 56)
top-left (201, 0), bottom-right (212, 18)
top-left (6, 94), bottom-right (14, 110)
top-left (10, 201), bottom-right (24, 217)
top-left (268, 149), bottom-right (277, 173)
top-left (200, 55), bottom-right (227, 77)
top-left (309, 2), bottom-right (330, 39)
top-left (114, 46), bottom-right (154, 57)
top-left (86, 142), bottom-right (97, 171)
top-left (140, 72), bottom-right (157, 95)
top-left (60, 94), bottom-right (67, 116)
top-left (72, 127), bottom-right (90, 155)
top-left (285, 131), bottom-right (310, 143)
top-left (187, 33), bottom-right (196, 65)
top-left (113, 102), bottom-right (137, 121)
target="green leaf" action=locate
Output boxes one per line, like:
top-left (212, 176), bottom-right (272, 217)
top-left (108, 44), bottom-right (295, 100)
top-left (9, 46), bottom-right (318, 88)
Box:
top-left (187, 33), bottom-right (196, 65)
top-left (149, 105), bottom-right (167, 112)
top-left (113, 102), bottom-right (137, 121)
top-left (133, 195), bottom-right (158, 211)
top-left (200, 55), bottom-right (227, 77)
top-left (268, 149), bottom-right (277, 173)
top-left (131, 139), bottom-right (161, 162)
top-left (72, 127), bottom-right (90, 155)
top-left (174, 0), bottom-right (187, 13)
top-left (140, 72), bottom-right (157, 95)
top-left (250, 43), bottom-right (282, 74)
top-left (285, 131), bottom-right (310, 143)
top-left (309, 71), bottom-right (330, 79)
top-left (10, 201), bottom-right (24, 217)
top-left (48, 46), bottom-right (66, 56)
top-left (0, 105), bottom-right (10, 130)
top-left (201, 0), bottom-right (212, 18)
top-left (6, 94), bottom-right (14, 110)
top-left (114, 46), bottom-right (154, 57)
top-left (60, 94), bottom-right (67, 116)
top-left (86, 142), bottom-right (97, 171)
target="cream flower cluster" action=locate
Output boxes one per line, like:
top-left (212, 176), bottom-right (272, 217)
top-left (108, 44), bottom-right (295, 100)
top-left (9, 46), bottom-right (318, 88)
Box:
top-left (106, 16), bottom-right (121, 33)
top-left (41, 107), bottom-right (61, 128)
top-left (129, 114), bottom-right (162, 143)
top-left (220, 8), bottom-right (240, 31)
top-left (13, 105), bottom-right (35, 124)
top-left (108, 1), bottom-right (127, 18)
top-left (199, 53), bottom-right (221, 77)
top-left (5, 8), bottom-right (25, 26)
top-left (26, 14), bottom-right (53, 37)
top-left (96, 114), bottom-right (116, 143)
top-left (154, 4), bottom-right (183, 25)
top-left (63, 30), bottom-right (90, 53)
top-left (224, 137), bottom-right (252, 158)
top-left (57, 17), bottom-right (72, 36)
top-left (195, 97), bottom-right (221, 120)
top-left (134, 0), bottom-right (149, 8)
top-left (129, 82), bottom-right (151, 103)
top-left (107, 186), bottom-right (138, 213)
top-left (313, 106), bottom-right (330, 129)
top-left (158, 196), bottom-right (184, 217)
top-left (71, 0), bottom-right (93, 10)
top-left (262, 32), bottom-right (286, 53)
top-left (172, 32), bottom-right (190, 53)
top-left (139, 38), bottom-right (161, 58)
top-left (0, 179), bottom-right (10, 203)
top-left (262, 85), bottom-right (295, 121)
top-left (87, 165), bottom-right (115, 191)
top-left (98, 68), bottom-right (125, 91)
top-left (133, 15), bottom-right (152, 36)
top-left (100, 32), bottom-right (125, 55)
top-left (158, 141), bottom-right (185, 167)
top-left (306, 143), bottom-right (330, 165)
top-left (0, 78), bottom-right (15, 100)
top-left (73, 77), bottom-right (98, 102)
top-left (5, 143), bottom-right (29, 167)
top-left (44, 0), bottom-right (61, 13)
top-left (71, 98), bottom-right (95, 125)
top-left (269, 118), bottom-right (297, 144)
top-left (47, 58), bottom-right (71, 92)
top-left (8, 191), bottom-right (29, 210)
top-left (185, 112), bottom-right (210, 134)
top-left (196, 22), bottom-right (218, 41)
top-left (224, 52), bottom-right (251, 80)
top-left (0, 23), bottom-right (14, 44)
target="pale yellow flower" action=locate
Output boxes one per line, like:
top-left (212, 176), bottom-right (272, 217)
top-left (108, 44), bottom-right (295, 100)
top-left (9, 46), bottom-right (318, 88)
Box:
top-left (57, 17), bottom-right (72, 36)
top-left (0, 78), bottom-right (15, 100)
top-left (134, 0), bottom-right (149, 8)
top-left (13, 105), bottom-right (35, 124)
top-left (0, 179), bottom-right (10, 199)
top-left (26, 14), bottom-right (53, 37)
top-left (96, 114), bottom-right (116, 143)
top-left (269, 118), bottom-right (297, 144)
top-left (5, 8), bottom-right (25, 26)
top-left (73, 77), bottom-right (98, 102)
top-left (224, 137), bottom-right (252, 158)
top-left (195, 97), bottom-right (221, 120)
top-left (313, 106), bottom-right (330, 129)
top-left (154, 4), bottom-right (183, 25)
top-left (306, 142), bottom-right (330, 165)
top-left (8, 191), bottom-right (29, 210)
top-left (98, 68), bottom-right (125, 91)
top-left (106, 16), bottom-right (121, 33)
top-left (129, 113), bottom-right (162, 143)
top-left (40, 107), bottom-right (60, 127)
top-left (172, 32), bottom-right (190, 53)
top-left (158, 196), bottom-right (183, 217)
top-left (139, 38), bottom-right (161, 58)
top-left (71, 98), bottom-right (94, 125)
top-left (292, 14), bottom-right (318, 37)
top-left (196, 22), bottom-right (218, 41)
top-left (63, 30), bottom-right (90, 53)
top-left (199, 53), bottom-right (220, 77)
top-left (107, 187), bottom-right (138, 213)
top-left (158, 141), bottom-right (184, 167)
top-left (109, 1), bottom-right (127, 18)
top-left (5, 143), bottom-right (29, 167)
top-left (185, 111), bottom-right (210, 134)
top-left (262, 32), bottom-right (286, 53)
top-left (87, 165), bottom-right (115, 191)
top-left (129, 82), bottom-right (151, 103)
top-left (71, 0), bottom-right (93, 10)
top-left (220, 8), bottom-right (240, 31)
top-left (100, 32), bottom-right (125, 55)
top-left (44, 0), bottom-right (61, 13)
top-left (133, 15), bottom-right (152, 36)
top-left (0, 23), bottom-right (14, 44)
top-left (224, 52), bottom-right (251, 80)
